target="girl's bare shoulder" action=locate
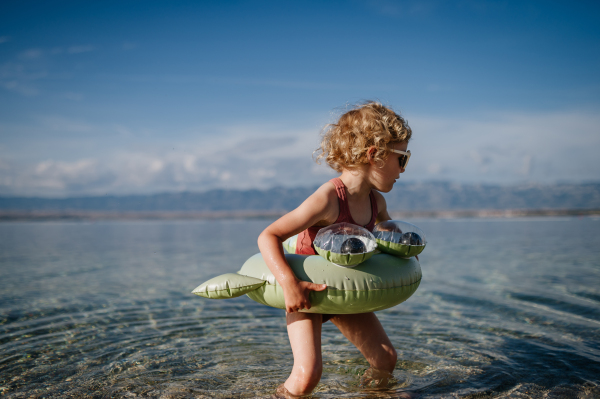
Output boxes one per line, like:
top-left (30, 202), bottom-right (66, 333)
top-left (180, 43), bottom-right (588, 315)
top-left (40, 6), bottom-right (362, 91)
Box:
top-left (302, 180), bottom-right (340, 225)
top-left (313, 180), bottom-right (338, 200)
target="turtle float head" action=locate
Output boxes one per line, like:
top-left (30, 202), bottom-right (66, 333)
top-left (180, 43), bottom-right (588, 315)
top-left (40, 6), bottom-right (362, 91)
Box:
top-left (372, 220), bottom-right (427, 257)
top-left (313, 223), bottom-right (378, 267)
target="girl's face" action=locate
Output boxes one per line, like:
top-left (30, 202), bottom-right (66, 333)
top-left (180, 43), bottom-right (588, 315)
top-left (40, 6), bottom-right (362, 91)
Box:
top-left (369, 141), bottom-right (409, 192)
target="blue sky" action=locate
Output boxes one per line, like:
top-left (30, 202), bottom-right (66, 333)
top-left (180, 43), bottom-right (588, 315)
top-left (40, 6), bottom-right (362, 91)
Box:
top-left (1, 0), bottom-right (599, 196)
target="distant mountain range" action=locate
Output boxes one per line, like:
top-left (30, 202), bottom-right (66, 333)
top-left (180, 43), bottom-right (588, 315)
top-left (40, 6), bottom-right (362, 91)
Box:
top-left (1, 182), bottom-right (599, 213)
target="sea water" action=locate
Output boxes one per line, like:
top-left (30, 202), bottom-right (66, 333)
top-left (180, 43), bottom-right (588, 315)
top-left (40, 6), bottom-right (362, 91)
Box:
top-left (0, 218), bottom-right (599, 398)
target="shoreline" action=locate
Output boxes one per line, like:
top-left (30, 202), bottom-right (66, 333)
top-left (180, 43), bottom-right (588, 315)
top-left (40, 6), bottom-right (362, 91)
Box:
top-left (1, 208), bottom-right (599, 221)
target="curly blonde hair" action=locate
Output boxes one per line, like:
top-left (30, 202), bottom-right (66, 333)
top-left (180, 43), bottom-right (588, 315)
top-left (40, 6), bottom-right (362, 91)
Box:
top-left (315, 101), bottom-right (412, 172)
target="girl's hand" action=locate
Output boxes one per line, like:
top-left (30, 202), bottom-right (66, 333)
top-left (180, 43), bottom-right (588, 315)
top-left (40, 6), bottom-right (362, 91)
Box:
top-left (283, 280), bottom-right (327, 313)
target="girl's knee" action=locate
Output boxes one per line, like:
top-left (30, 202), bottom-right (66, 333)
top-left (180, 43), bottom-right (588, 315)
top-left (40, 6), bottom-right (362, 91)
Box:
top-left (287, 363), bottom-right (322, 395)
top-left (300, 363), bottom-right (323, 391)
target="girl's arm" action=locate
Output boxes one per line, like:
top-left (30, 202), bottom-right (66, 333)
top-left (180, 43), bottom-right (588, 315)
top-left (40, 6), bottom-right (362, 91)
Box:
top-left (257, 184), bottom-right (338, 313)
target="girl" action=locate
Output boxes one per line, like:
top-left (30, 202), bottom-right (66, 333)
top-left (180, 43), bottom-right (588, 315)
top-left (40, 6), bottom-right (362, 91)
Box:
top-left (257, 101), bottom-right (412, 397)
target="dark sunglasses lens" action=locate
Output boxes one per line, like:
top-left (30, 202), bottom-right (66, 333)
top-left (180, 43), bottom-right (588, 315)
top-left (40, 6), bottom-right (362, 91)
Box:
top-left (398, 155), bottom-right (407, 169)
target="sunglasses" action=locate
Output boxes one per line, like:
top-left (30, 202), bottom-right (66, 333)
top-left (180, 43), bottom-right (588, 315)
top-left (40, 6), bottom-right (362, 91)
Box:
top-left (389, 149), bottom-right (411, 169)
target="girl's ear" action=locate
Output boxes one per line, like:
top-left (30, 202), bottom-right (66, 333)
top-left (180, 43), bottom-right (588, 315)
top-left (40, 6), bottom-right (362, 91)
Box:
top-left (366, 146), bottom-right (377, 164)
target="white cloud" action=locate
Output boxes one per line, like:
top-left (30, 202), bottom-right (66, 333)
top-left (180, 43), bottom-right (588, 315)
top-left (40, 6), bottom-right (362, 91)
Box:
top-left (404, 110), bottom-right (600, 184)
top-left (0, 110), bottom-right (598, 196)
top-left (1, 158), bottom-right (115, 194)
top-left (427, 163), bottom-right (442, 174)
top-left (33, 159), bottom-right (101, 189)
top-left (0, 121), bottom-right (331, 196)
top-left (520, 154), bottom-right (533, 176)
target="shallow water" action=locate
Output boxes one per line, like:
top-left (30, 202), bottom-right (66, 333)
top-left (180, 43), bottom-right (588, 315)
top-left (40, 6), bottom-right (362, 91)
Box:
top-left (0, 218), bottom-right (599, 398)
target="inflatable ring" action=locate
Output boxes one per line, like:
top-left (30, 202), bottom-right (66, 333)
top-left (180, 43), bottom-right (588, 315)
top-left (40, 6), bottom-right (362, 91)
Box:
top-left (192, 251), bottom-right (422, 314)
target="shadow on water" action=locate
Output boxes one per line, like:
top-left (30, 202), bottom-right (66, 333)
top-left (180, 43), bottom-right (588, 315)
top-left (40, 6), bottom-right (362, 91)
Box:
top-left (0, 218), bottom-right (599, 398)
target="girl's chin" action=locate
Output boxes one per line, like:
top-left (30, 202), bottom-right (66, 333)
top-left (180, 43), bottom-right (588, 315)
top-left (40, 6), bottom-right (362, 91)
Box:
top-left (378, 183), bottom-right (395, 193)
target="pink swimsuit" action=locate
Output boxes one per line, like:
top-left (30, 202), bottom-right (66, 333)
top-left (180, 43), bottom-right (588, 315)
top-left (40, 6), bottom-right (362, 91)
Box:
top-left (295, 177), bottom-right (378, 321)
top-left (296, 178), bottom-right (378, 255)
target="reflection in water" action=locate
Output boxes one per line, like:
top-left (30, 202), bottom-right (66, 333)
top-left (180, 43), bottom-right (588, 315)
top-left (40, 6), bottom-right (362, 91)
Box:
top-left (0, 218), bottom-right (599, 398)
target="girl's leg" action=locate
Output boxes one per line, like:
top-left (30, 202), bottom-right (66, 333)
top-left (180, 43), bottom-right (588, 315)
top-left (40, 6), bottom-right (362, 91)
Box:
top-left (330, 312), bottom-right (397, 386)
top-left (283, 312), bottom-right (323, 396)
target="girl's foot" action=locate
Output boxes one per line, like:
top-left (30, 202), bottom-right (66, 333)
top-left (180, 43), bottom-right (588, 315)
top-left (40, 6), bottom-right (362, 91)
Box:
top-left (359, 367), bottom-right (394, 389)
top-left (272, 383), bottom-right (305, 398)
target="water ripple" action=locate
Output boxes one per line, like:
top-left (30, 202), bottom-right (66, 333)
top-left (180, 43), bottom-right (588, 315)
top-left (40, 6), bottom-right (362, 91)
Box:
top-left (1, 219), bottom-right (599, 397)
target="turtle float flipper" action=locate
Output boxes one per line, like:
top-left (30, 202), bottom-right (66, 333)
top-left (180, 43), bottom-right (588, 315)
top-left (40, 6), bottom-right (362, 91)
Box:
top-left (192, 273), bottom-right (266, 299)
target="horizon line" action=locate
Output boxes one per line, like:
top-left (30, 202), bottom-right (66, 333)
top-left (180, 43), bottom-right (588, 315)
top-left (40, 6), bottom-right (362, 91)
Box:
top-left (1, 180), bottom-right (599, 200)
top-left (1, 208), bottom-right (599, 222)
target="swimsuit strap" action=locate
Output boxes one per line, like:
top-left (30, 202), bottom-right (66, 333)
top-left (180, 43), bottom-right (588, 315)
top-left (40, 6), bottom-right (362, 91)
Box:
top-left (329, 177), bottom-right (378, 229)
top-left (367, 189), bottom-right (378, 230)
top-left (330, 177), bottom-right (351, 223)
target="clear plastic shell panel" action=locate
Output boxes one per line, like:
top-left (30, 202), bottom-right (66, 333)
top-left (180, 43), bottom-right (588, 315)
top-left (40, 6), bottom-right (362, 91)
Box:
top-left (372, 220), bottom-right (427, 257)
top-left (313, 223), bottom-right (378, 267)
